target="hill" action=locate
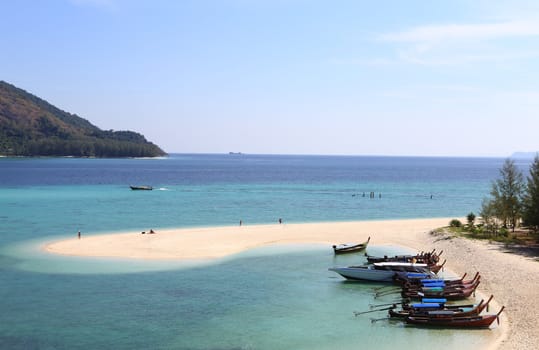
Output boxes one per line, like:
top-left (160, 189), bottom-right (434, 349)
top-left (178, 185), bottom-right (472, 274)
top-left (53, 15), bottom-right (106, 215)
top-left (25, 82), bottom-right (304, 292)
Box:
top-left (0, 81), bottom-right (166, 157)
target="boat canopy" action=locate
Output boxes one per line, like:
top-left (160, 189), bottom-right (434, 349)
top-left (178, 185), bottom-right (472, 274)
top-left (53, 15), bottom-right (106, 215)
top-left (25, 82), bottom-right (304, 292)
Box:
top-left (421, 281), bottom-right (445, 287)
top-left (422, 298), bottom-right (447, 303)
top-left (405, 273), bottom-right (430, 278)
top-left (421, 279), bottom-right (445, 283)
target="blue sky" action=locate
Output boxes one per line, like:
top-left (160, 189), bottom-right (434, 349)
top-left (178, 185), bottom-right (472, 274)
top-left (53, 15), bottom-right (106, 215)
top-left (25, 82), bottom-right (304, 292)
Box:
top-left (2, 0), bottom-right (539, 156)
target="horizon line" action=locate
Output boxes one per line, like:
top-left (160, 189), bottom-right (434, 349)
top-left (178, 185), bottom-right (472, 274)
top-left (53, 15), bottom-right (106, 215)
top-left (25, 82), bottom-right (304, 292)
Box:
top-left (163, 151), bottom-right (537, 159)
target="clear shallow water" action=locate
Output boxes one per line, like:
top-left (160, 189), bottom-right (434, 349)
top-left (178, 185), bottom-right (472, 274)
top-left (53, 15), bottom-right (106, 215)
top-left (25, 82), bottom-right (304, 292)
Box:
top-left (1, 246), bottom-right (495, 350)
top-left (0, 154), bottom-right (522, 349)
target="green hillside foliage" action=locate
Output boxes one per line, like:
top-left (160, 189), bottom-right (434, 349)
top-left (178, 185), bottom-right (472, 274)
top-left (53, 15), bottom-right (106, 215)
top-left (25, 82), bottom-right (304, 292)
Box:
top-left (0, 81), bottom-right (166, 157)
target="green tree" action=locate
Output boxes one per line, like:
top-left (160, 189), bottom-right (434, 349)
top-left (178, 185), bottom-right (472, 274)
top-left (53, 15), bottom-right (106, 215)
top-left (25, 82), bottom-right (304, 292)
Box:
top-left (490, 159), bottom-right (525, 232)
top-left (449, 219), bottom-right (462, 228)
top-left (523, 154), bottom-right (539, 232)
top-left (466, 212), bottom-right (476, 227)
top-left (480, 198), bottom-right (497, 235)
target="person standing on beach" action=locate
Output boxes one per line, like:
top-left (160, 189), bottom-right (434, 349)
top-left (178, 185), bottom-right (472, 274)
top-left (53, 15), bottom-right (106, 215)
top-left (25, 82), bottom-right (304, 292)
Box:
top-left (78, 231), bottom-right (81, 239)
top-left (279, 218), bottom-right (282, 224)
top-left (240, 220), bottom-right (242, 226)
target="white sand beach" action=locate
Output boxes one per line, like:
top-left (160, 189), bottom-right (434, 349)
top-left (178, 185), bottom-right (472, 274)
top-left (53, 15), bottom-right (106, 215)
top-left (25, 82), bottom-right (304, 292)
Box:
top-left (46, 218), bottom-right (452, 260)
top-left (45, 217), bottom-right (538, 349)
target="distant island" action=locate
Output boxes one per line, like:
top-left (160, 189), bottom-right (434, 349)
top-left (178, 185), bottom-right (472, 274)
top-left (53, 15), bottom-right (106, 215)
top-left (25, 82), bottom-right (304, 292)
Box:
top-left (0, 81), bottom-right (166, 157)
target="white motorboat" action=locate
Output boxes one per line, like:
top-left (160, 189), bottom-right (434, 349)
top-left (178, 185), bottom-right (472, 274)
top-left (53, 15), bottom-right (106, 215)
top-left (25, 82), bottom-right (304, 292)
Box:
top-left (328, 262), bottom-right (433, 282)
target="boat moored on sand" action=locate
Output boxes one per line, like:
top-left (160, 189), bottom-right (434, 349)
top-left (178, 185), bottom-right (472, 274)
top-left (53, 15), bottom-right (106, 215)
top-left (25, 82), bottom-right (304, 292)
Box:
top-left (405, 306), bottom-right (505, 328)
top-left (333, 237), bottom-right (370, 254)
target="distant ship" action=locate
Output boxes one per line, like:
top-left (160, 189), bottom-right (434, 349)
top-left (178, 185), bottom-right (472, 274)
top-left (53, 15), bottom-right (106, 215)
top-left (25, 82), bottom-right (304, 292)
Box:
top-left (229, 152), bottom-right (242, 155)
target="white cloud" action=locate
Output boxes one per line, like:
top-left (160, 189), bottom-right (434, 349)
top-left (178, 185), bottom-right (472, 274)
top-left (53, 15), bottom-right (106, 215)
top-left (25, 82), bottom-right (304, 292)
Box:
top-left (380, 20), bottom-right (539, 43)
top-left (377, 19), bottom-right (539, 66)
top-left (396, 47), bottom-right (539, 66)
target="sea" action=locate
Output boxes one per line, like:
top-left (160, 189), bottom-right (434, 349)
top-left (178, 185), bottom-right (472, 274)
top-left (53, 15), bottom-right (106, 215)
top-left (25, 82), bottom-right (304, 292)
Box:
top-left (0, 154), bottom-right (531, 349)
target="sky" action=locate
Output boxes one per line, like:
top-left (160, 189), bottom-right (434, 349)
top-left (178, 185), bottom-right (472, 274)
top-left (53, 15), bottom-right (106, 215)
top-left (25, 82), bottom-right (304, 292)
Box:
top-left (1, 0), bottom-right (539, 157)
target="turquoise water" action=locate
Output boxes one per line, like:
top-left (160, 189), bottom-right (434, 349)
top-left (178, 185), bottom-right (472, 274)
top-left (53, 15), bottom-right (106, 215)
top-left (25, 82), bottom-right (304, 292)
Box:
top-left (1, 154), bottom-right (518, 349)
top-left (1, 245), bottom-right (496, 350)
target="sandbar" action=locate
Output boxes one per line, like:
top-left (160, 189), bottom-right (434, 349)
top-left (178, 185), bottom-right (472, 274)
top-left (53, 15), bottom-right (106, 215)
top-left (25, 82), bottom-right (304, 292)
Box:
top-left (46, 218), bottom-right (451, 260)
top-left (45, 217), bottom-right (539, 349)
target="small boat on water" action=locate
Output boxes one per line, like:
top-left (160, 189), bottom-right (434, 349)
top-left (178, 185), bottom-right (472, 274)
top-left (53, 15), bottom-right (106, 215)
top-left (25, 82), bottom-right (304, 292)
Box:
top-left (329, 262), bottom-right (434, 282)
top-left (130, 185), bottom-right (153, 190)
top-left (333, 237), bottom-right (370, 254)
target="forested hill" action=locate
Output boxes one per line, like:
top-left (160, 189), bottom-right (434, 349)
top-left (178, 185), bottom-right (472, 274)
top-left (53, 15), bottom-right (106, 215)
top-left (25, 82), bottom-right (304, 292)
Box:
top-left (0, 81), bottom-right (166, 157)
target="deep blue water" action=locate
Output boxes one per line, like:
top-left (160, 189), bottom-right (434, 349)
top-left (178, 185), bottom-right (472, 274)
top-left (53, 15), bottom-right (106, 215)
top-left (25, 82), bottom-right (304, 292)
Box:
top-left (0, 154), bottom-right (526, 349)
top-left (0, 153), bottom-right (509, 187)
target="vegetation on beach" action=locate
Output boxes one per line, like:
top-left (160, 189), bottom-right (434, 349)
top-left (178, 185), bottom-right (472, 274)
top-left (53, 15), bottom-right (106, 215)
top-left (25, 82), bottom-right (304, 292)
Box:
top-left (438, 156), bottom-right (539, 248)
top-left (481, 158), bottom-right (525, 233)
top-left (523, 155), bottom-right (539, 231)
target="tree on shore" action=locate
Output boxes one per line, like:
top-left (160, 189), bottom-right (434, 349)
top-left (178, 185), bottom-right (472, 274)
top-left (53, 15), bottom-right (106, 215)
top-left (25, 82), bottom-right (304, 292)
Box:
top-left (466, 212), bottom-right (476, 227)
top-left (480, 198), bottom-right (498, 234)
top-left (523, 155), bottom-right (539, 232)
top-left (488, 159), bottom-right (525, 232)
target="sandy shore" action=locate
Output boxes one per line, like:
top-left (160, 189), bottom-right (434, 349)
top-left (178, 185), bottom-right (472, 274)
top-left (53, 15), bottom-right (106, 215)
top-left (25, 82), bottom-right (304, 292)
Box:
top-left (46, 218), bottom-right (452, 260)
top-left (45, 217), bottom-right (538, 349)
top-left (424, 232), bottom-right (538, 350)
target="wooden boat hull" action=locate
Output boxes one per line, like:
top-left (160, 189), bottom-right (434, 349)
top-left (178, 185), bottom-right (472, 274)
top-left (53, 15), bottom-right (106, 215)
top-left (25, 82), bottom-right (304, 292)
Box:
top-left (366, 251), bottom-right (441, 264)
top-left (390, 295), bottom-right (492, 319)
top-left (333, 237), bottom-right (370, 254)
top-left (405, 314), bottom-right (497, 328)
top-left (406, 305), bottom-right (504, 328)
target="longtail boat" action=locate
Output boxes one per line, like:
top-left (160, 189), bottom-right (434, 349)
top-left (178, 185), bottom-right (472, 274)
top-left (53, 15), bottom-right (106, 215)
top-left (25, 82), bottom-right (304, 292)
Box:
top-left (376, 278), bottom-right (480, 299)
top-left (405, 306), bottom-right (504, 328)
top-left (366, 250), bottom-right (442, 264)
top-left (401, 275), bottom-right (480, 293)
top-left (394, 272), bottom-right (480, 286)
top-left (401, 280), bottom-right (480, 300)
top-left (389, 295), bottom-right (493, 319)
top-left (332, 237), bottom-right (370, 255)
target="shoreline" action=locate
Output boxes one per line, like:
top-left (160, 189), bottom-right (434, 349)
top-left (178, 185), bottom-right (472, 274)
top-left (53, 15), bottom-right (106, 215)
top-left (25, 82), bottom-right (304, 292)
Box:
top-left (45, 218), bottom-right (453, 260)
top-left (44, 217), bottom-right (534, 349)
